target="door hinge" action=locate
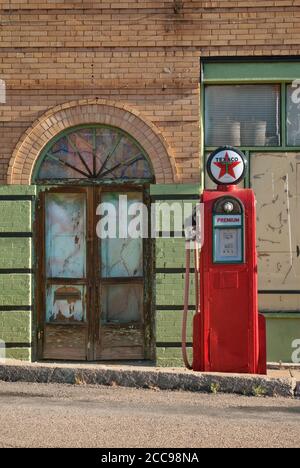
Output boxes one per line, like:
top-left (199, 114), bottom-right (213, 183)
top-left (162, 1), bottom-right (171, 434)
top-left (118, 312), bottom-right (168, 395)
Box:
top-left (36, 196), bottom-right (42, 211)
top-left (37, 330), bottom-right (44, 340)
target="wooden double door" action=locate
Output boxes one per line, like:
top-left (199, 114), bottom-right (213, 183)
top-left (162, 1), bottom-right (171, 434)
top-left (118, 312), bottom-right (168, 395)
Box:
top-left (36, 186), bottom-right (153, 361)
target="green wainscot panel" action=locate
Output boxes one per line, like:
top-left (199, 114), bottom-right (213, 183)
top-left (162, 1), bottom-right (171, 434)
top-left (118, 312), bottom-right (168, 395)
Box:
top-left (156, 238), bottom-right (187, 269)
top-left (0, 185), bottom-right (36, 233)
top-left (0, 201), bottom-right (32, 233)
top-left (0, 238), bottom-right (31, 269)
top-left (156, 273), bottom-right (196, 307)
top-left (0, 185), bottom-right (36, 196)
top-left (265, 315), bottom-right (300, 363)
top-left (156, 310), bottom-right (193, 343)
top-left (156, 347), bottom-right (192, 368)
top-left (4, 348), bottom-right (31, 361)
top-left (153, 200), bottom-right (198, 233)
top-left (150, 184), bottom-right (200, 197)
top-left (0, 274), bottom-right (31, 306)
top-left (0, 311), bottom-right (31, 343)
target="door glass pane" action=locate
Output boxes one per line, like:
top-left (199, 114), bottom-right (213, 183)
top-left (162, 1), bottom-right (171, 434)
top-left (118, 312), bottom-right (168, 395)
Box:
top-left (101, 192), bottom-right (143, 278)
top-left (205, 84), bottom-right (281, 147)
top-left (46, 284), bottom-right (86, 323)
top-left (101, 284), bottom-right (143, 324)
top-left (46, 193), bottom-right (86, 278)
top-left (251, 152), bottom-right (300, 311)
top-left (287, 84), bottom-right (300, 146)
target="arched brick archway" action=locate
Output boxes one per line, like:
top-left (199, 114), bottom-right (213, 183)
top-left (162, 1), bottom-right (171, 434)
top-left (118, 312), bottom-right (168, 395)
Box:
top-left (7, 99), bottom-right (178, 184)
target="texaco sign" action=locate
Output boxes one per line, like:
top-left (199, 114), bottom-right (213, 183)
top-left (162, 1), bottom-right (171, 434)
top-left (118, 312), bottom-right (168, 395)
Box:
top-left (207, 147), bottom-right (247, 186)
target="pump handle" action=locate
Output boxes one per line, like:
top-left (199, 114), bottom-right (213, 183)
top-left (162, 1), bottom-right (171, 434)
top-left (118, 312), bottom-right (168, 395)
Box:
top-left (182, 241), bottom-right (200, 370)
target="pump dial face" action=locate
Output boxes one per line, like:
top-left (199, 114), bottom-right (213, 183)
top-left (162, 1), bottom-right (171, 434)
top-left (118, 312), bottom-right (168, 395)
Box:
top-left (207, 147), bottom-right (247, 186)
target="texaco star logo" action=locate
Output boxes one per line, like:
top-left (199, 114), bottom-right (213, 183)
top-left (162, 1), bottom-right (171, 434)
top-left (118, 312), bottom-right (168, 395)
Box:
top-left (207, 147), bottom-right (247, 185)
top-left (213, 151), bottom-right (241, 179)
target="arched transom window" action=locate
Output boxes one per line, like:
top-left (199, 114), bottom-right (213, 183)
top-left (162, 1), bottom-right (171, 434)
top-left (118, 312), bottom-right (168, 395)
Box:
top-left (35, 125), bottom-right (154, 182)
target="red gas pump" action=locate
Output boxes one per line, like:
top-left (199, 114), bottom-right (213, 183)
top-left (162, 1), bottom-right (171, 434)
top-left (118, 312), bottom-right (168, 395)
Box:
top-left (183, 147), bottom-right (267, 375)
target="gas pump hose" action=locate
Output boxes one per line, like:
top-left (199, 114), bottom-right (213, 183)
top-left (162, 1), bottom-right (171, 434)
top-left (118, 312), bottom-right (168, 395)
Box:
top-left (182, 242), bottom-right (200, 370)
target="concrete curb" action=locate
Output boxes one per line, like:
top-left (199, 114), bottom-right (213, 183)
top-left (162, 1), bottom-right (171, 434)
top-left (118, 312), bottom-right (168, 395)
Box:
top-left (0, 362), bottom-right (297, 398)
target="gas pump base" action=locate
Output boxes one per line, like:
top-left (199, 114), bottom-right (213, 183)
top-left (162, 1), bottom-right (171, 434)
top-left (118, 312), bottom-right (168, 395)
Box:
top-left (193, 186), bottom-right (267, 376)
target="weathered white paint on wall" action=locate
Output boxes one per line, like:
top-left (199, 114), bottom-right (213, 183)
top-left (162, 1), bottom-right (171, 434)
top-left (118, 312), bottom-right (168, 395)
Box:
top-left (252, 152), bottom-right (300, 311)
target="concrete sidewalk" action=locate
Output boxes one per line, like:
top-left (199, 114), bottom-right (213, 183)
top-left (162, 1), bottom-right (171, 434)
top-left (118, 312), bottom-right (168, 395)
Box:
top-left (0, 360), bottom-right (299, 398)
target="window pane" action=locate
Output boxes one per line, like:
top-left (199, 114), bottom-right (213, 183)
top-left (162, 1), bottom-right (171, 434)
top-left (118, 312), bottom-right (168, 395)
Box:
top-left (101, 284), bottom-right (143, 324)
top-left (39, 136), bottom-right (88, 179)
top-left (101, 193), bottom-right (144, 278)
top-left (205, 85), bottom-right (280, 147)
top-left (46, 193), bottom-right (86, 278)
top-left (95, 127), bottom-right (121, 175)
top-left (287, 84), bottom-right (300, 146)
top-left (46, 284), bottom-right (86, 323)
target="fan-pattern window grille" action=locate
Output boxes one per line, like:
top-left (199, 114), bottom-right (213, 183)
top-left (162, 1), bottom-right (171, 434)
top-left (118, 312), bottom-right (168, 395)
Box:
top-left (36, 126), bottom-right (154, 182)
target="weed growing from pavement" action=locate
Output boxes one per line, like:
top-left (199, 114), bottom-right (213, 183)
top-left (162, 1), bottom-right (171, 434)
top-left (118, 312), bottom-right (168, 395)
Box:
top-left (252, 385), bottom-right (267, 397)
top-left (210, 383), bottom-right (220, 395)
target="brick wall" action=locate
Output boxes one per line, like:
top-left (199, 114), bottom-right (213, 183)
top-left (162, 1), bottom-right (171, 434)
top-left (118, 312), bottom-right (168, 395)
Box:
top-left (1, 1), bottom-right (300, 183)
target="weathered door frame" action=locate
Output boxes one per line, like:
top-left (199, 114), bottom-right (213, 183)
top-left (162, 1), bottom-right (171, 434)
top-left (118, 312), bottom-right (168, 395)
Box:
top-left (35, 184), bottom-right (155, 362)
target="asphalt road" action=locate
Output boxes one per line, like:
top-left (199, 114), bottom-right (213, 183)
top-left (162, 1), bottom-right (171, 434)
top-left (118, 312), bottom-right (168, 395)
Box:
top-left (0, 381), bottom-right (299, 448)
